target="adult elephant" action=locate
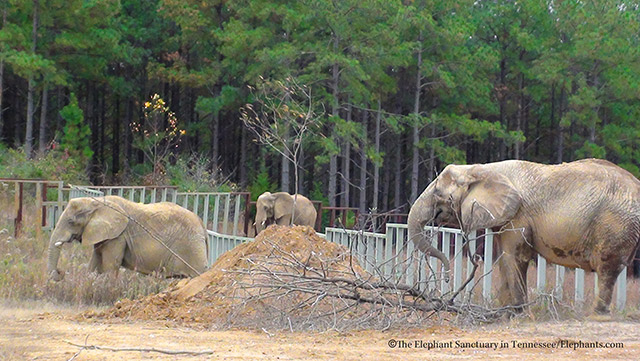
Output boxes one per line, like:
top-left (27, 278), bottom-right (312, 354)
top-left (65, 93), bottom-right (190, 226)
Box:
top-left (408, 159), bottom-right (640, 314)
top-left (47, 195), bottom-right (208, 281)
top-left (254, 192), bottom-right (317, 234)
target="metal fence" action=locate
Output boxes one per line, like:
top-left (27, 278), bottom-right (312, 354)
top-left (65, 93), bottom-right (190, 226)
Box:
top-left (325, 224), bottom-right (495, 302)
top-left (325, 223), bottom-right (629, 309)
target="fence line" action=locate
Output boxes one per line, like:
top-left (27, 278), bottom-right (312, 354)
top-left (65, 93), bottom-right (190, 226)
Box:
top-left (0, 179), bottom-right (630, 309)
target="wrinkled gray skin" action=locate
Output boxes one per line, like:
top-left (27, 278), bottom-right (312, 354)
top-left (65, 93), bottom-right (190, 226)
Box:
top-left (408, 159), bottom-right (640, 313)
top-left (254, 192), bottom-right (317, 234)
top-left (47, 196), bottom-right (208, 281)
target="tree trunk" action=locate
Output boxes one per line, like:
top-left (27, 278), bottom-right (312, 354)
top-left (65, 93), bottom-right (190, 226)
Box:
top-left (498, 55), bottom-right (507, 160)
top-left (37, 86), bottom-right (48, 154)
top-left (112, 94), bottom-right (120, 175)
top-left (394, 136), bottom-right (402, 210)
top-left (99, 89), bottom-right (105, 171)
top-left (372, 100), bottom-right (381, 211)
top-left (341, 102), bottom-right (352, 207)
top-left (359, 109), bottom-right (368, 213)
top-left (427, 122), bottom-right (436, 182)
top-left (0, 6), bottom-right (5, 141)
top-left (328, 35), bottom-right (340, 207)
top-left (410, 33), bottom-right (423, 204)
top-left (124, 98), bottom-right (133, 171)
top-left (239, 125), bottom-right (247, 188)
top-left (25, 0), bottom-right (39, 158)
top-left (281, 127), bottom-right (290, 192)
top-left (555, 85), bottom-right (565, 163)
top-left (514, 71), bottom-right (524, 159)
top-left (211, 111), bottom-right (219, 175)
top-left (382, 136), bottom-right (390, 212)
top-left (298, 145), bottom-right (306, 195)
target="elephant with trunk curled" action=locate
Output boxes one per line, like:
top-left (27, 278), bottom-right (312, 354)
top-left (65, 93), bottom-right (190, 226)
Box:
top-left (408, 158), bottom-right (640, 314)
top-left (47, 195), bottom-right (208, 281)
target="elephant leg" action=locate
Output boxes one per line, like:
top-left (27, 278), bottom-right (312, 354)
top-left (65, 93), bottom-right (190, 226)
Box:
top-left (594, 267), bottom-right (623, 314)
top-left (88, 249), bottom-right (101, 272)
top-left (495, 230), bottom-right (533, 309)
top-left (95, 238), bottom-right (126, 274)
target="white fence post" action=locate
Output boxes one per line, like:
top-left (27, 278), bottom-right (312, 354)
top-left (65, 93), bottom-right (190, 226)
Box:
top-left (441, 231), bottom-right (450, 294)
top-left (616, 267), bottom-right (627, 310)
top-left (482, 231), bottom-right (493, 304)
top-left (536, 254), bottom-right (547, 293)
top-left (465, 230), bottom-right (477, 296)
top-left (555, 265), bottom-right (565, 300)
top-left (453, 233), bottom-right (463, 293)
top-left (575, 268), bottom-right (585, 305)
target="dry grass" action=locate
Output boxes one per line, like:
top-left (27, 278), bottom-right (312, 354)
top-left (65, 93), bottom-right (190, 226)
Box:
top-left (0, 197), bottom-right (172, 306)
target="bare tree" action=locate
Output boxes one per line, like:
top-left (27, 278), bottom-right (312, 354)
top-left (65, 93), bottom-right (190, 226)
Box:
top-left (241, 77), bottom-right (322, 220)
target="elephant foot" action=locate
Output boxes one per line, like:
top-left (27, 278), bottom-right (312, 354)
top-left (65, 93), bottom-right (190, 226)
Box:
top-left (587, 314), bottom-right (612, 322)
top-left (594, 304), bottom-right (611, 315)
top-left (49, 269), bottom-right (64, 282)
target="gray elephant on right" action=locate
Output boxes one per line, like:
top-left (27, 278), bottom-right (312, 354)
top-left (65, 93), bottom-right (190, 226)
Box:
top-left (254, 192), bottom-right (317, 234)
top-left (408, 158), bottom-right (640, 313)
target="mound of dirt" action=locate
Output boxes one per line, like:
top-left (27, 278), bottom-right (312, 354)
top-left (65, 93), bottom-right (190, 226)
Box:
top-left (90, 225), bottom-right (370, 328)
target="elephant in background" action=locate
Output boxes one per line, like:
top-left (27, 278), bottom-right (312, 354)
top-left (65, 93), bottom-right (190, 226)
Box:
top-left (408, 158), bottom-right (640, 313)
top-left (254, 192), bottom-right (317, 234)
top-left (47, 195), bottom-right (208, 281)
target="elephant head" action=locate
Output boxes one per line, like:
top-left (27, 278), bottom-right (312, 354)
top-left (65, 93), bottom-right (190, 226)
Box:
top-left (47, 197), bottom-right (128, 281)
top-left (407, 164), bottom-right (522, 280)
top-left (254, 192), bottom-right (295, 234)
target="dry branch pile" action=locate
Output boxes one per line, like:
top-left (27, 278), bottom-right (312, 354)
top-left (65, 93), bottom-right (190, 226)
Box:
top-left (89, 225), bottom-right (500, 331)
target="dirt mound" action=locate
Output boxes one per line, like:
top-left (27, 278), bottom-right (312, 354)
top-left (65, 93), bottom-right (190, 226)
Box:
top-left (90, 225), bottom-right (370, 328)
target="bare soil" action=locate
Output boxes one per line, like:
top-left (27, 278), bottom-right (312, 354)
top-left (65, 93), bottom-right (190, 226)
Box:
top-left (1, 304), bottom-right (639, 361)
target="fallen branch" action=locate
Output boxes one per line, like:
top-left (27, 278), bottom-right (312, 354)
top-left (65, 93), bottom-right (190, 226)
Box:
top-left (64, 340), bottom-right (215, 356)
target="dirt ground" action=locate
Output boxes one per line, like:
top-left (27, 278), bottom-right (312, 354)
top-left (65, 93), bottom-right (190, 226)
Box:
top-left (1, 303), bottom-right (638, 361)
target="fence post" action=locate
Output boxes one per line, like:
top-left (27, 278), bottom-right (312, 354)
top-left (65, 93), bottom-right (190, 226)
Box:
top-left (536, 254), bottom-right (547, 293)
top-left (232, 195), bottom-right (241, 236)
top-left (575, 268), bottom-right (585, 306)
top-left (482, 231), bottom-right (493, 304)
top-left (405, 234), bottom-right (414, 286)
top-left (243, 193), bottom-right (251, 235)
top-left (41, 183), bottom-right (48, 227)
top-left (35, 182), bottom-right (43, 239)
top-left (453, 232), bottom-right (463, 293)
top-left (429, 232), bottom-right (439, 292)
top-left (385, 226), bottom-right (394, 280)
top-left (203, 194), bottom-right (210, 230)
top-left (616, 267), bottom-right (627, 310)
top-left (441, 232), bottom-right (450, 294)
top-left (465, 230), bottom-right (477, 296)
top-left (555, 265), bottom-right (565, 300)
top-left (222, 194), bottom-right (231, 235)
top-left (14, 182), bottom-right (23, 237)
top-left (56, 181), bottom-right (63, 227)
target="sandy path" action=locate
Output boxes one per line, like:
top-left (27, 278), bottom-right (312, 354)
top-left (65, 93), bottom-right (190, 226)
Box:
top-left (1, 304), bottom-right (638, 360)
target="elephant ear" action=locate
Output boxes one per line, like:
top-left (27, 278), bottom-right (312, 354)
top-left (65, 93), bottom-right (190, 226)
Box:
top-left (274, 193), bottom-right (294, 221)
top-left (460, 168), bottom-right (521, 232)
top-left (82, 201), bottom-right (129, 246)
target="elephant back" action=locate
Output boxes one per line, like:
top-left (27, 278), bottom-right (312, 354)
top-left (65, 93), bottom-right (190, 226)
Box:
top-left (122, 201), bottom-right (207, 277)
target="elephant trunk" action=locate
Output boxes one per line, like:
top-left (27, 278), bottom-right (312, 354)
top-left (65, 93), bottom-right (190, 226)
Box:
top-left (47, 226), bottom-right (71, 281)
top-left (408, 195), bottom-right (451, 282)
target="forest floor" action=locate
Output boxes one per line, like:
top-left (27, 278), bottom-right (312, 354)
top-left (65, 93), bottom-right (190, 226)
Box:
top-left (2, 302), bottom-right (639, 361)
